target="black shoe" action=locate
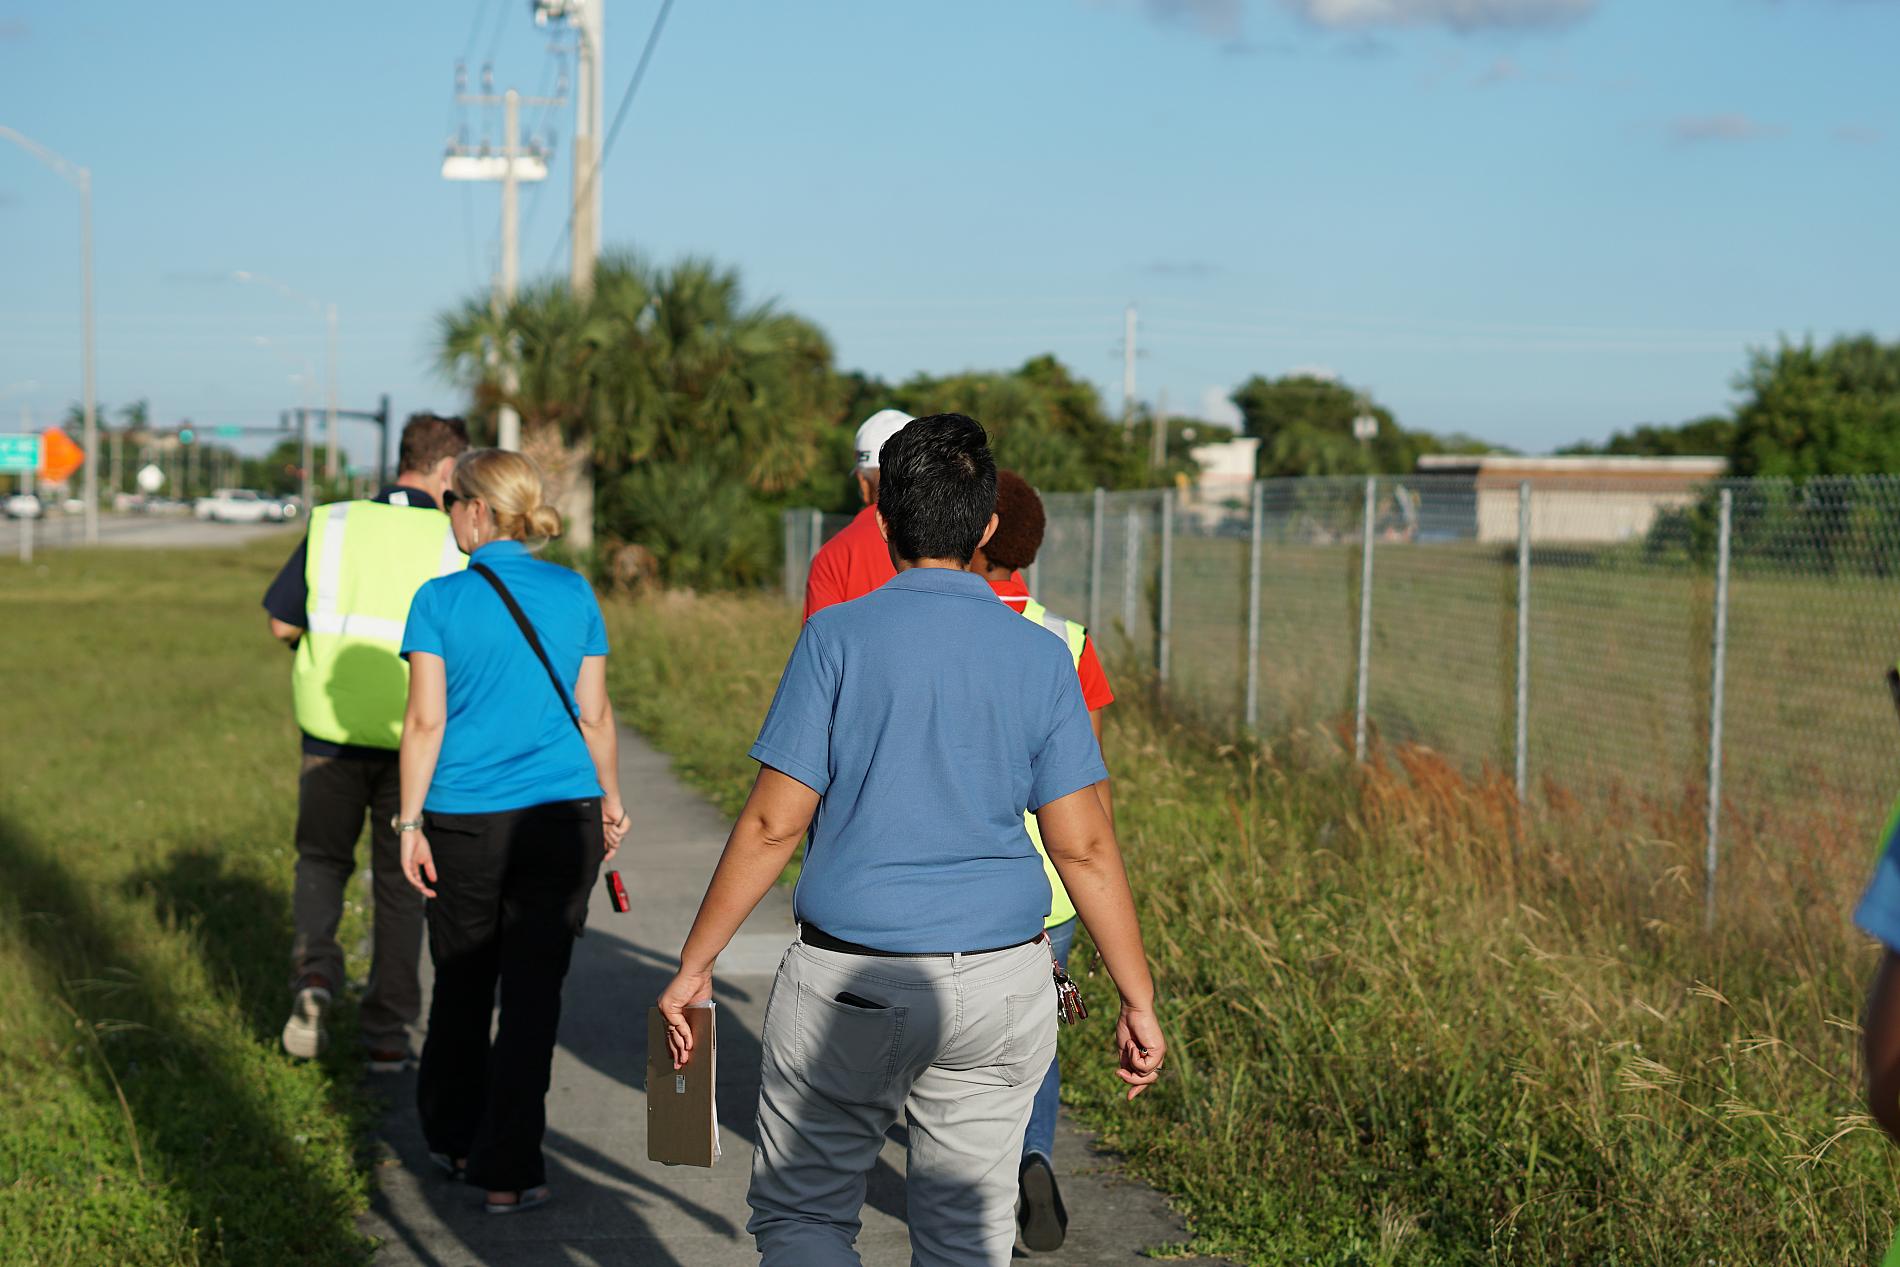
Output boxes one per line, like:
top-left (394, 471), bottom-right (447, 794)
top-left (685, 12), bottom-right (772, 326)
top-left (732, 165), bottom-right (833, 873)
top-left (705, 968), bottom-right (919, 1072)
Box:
top-left (1018, 1153), bottom-right (1068, 1252)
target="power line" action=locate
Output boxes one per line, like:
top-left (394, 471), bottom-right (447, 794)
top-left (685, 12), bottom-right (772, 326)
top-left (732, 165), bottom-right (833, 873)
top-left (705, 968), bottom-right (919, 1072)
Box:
top-left (542, 0), bottom-right (677, 277)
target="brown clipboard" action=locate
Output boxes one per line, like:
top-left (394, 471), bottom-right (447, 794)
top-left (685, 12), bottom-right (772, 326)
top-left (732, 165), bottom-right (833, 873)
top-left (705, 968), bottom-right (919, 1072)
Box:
top-left (647, 1004), bottom-right (719, 1167)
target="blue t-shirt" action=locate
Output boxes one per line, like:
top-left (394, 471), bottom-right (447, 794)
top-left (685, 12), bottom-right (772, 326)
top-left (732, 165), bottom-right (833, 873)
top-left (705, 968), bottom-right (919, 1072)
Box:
top-left (401, 539), bottom-right (607, 814)
top-left (750, 566), bottom-right (1109, 953)
top-left (1855, 797), bottom-right (1900, 950)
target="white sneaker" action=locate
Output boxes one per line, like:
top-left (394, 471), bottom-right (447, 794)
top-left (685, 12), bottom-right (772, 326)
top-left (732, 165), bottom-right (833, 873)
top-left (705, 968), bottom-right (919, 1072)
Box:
top-left (281, 985), bottom-right (332, 1059)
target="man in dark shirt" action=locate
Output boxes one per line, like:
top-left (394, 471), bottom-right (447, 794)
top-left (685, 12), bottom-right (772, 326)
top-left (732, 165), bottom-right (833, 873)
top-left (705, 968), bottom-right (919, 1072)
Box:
top-left (264, 413), bottom-right (469, 1068)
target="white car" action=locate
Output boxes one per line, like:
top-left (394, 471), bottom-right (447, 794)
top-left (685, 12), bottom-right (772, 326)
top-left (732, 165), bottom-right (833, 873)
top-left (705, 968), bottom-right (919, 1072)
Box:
top-left (194, 488), bottom-right (275, 524)
top-left (4, 493), bottom-right (42, 519)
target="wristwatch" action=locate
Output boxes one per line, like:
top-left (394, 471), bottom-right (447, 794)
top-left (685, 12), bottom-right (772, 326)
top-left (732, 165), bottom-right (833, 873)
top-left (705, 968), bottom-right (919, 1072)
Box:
top-left (391, 816), bottom-right (424, 834)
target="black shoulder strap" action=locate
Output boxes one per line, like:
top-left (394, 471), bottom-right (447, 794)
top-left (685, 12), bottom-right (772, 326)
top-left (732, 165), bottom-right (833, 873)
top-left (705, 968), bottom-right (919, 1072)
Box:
top-left (470, 562), bottom-right (583, 734)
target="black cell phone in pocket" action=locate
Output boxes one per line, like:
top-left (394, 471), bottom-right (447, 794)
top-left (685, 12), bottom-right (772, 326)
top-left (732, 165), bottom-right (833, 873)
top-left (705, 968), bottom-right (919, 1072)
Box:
top-left (835, 991), bottom-right (887, 1010)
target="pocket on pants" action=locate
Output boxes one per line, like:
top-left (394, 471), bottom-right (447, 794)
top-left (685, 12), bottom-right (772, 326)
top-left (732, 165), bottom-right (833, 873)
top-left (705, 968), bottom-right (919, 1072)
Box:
top-left (1002, 988), bottom-right (1059, 1086)
top-left (794, 982), bottom-right (906, 1105)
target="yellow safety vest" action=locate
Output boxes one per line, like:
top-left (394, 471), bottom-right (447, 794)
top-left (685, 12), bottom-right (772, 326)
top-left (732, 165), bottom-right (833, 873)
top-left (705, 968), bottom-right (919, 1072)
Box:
top-left (290, 499), bottom-right (464, 749)
top-left (1020, 598), bottom-right (1090, 928)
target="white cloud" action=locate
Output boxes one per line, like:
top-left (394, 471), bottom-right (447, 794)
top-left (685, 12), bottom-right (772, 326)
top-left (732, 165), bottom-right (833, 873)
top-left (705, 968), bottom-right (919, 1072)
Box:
top-left (1200, 385), bottom-right (1245, 428)
top-left (1833, 124), bottom-right (1885, 145)
top-left (1277, 0), bottom-right (1595, 30)
top-left (1143, 0), bottom-right (1246, 38)
top-left (1669, 113), bottom-right (1785, 145)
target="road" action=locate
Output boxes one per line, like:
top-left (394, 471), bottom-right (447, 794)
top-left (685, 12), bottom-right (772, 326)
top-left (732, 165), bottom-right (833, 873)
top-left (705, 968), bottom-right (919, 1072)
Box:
top-left (363, 726), bottom-right (1226, 1266)
top-left (0, 513), bottom-right (296, 554)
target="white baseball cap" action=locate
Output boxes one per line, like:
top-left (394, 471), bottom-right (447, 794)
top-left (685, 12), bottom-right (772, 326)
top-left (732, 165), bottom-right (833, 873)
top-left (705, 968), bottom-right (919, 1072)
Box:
top-left (854, 409), bottom-right (915, 470)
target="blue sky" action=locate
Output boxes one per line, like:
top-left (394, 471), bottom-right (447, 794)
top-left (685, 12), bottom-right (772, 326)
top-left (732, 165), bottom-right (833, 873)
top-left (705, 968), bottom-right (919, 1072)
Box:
top-left (2, 0), bottom-right (1896, 468)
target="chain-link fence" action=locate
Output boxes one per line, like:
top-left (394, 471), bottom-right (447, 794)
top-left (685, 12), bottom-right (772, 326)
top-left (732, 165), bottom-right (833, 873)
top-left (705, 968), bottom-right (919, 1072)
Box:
top-left (784, 474), bottom-right (1900, 921)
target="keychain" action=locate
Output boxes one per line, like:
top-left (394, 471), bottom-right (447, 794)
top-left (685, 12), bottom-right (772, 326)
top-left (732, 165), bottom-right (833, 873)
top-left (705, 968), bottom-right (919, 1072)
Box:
top-left (1054, 961), bottom-right (1088, 1026)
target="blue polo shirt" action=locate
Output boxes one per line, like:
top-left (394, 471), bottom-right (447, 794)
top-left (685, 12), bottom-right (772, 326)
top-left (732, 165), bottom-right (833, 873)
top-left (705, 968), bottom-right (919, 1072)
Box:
top-left (750, 566), bottom-right (1109, 953)
top-left (400, 540), bottom-right (607, 814)
top-left (1856, 797), bottom-right (1900, 950)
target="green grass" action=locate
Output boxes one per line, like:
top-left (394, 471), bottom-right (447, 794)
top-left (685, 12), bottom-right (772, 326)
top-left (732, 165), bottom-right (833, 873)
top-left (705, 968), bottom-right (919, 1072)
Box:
top-left (604, 589), bottom-right (1900, 1265)
top-left (0, 537), bottom-right (378, 1265)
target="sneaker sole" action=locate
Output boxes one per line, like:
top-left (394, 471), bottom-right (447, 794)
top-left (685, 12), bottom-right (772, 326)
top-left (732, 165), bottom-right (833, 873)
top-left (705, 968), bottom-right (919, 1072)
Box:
top-left (1020, 1161), bottom-right (1067, 1252)
top-left (281, 992), bottom-right (330, 1060)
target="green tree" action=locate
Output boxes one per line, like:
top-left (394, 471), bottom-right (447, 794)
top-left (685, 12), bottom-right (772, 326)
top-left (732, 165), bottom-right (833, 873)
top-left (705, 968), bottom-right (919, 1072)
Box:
top-left (1728, 335), bottom-right (1900, 478)
top-left (1559, 415), bottom-right (1735, 458)
top-left (1230, 374), bottom-right (1403, 477)
top-left (438, 253), bottom-right (842, 586)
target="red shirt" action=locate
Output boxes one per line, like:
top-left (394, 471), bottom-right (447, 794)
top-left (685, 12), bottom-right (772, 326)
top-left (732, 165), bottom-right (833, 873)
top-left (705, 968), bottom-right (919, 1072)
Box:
top-left (987, 576), bottom-right (1115, 712)
top-left (803, 504), bottom-right (896, 619)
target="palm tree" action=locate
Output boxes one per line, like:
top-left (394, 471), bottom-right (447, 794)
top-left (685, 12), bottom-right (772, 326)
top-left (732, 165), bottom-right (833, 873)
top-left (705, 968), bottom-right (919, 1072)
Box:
top-left (437, 252), bottom-right (839, 579)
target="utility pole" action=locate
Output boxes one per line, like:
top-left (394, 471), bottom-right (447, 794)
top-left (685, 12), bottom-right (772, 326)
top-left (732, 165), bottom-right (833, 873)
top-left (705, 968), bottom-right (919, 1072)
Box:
top-left (325, 302), bottom-right (339, 480)
top-left (1122, 303), bottom-right (1137, 431)
top-left (534, 0), bottom-right (603, 298)
top-left (1151, 388), bottom-right (1168, 470)
top-left (442, 76), bottom-right (559, 452)
top-left (0, 126), bottom-right (97, 543)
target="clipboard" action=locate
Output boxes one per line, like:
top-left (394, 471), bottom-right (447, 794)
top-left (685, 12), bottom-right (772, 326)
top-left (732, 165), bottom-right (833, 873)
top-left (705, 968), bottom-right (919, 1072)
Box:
top-left (647, 1002), bottom-right (720, 1167)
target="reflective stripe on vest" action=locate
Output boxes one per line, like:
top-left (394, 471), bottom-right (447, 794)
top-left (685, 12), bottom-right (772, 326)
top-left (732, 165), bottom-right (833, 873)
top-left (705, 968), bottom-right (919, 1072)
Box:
top-left (290, 500), bottom-right (464, 749)
top-left (1017, 597), bottom-right (1089, 928)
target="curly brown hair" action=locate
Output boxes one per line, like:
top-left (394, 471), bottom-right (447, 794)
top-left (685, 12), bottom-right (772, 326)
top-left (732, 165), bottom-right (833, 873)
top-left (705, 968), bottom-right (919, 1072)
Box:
top-left (983, 469), bottom-right (1046, 571)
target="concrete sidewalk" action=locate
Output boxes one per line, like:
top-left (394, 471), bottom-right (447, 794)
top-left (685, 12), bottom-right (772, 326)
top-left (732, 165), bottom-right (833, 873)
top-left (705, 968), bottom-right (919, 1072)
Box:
top-left (362, 726), bottom-right (1216, 1265)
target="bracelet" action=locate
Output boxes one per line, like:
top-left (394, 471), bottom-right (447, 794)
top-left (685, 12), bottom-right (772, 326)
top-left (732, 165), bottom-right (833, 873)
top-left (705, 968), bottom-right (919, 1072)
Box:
top-left (391, 816), bottom-right (424, 834)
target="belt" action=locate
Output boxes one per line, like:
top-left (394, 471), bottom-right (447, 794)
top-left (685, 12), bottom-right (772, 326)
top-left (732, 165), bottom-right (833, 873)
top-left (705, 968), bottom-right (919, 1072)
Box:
top-left (799, 923), bottom-right (1043, 959)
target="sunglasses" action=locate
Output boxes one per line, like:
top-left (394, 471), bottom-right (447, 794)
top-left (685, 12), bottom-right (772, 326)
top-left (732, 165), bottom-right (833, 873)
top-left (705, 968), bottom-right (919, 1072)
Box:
top-left (443, 490), bottom-right (466, 512)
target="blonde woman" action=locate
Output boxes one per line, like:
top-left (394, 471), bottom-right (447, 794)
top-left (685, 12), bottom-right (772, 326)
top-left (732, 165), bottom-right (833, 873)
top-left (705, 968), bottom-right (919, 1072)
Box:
top-left (395, 449), bottom-right (630, 1214)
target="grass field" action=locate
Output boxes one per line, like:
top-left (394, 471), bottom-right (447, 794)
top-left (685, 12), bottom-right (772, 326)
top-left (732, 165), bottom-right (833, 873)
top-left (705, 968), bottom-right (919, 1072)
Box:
top-left (0, 536), bottom-right (377, 1265)
top-left (609, 588), bottom-right (1900, 1266)
top-left (9, 538), bottom-right (1897, 1264)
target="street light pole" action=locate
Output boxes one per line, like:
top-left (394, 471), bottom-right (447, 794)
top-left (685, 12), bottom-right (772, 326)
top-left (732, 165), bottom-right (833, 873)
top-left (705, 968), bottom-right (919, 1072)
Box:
top-left (0, 125), bottom-right (98, 543)
top-left (232, 271), bottom-right (336, 486)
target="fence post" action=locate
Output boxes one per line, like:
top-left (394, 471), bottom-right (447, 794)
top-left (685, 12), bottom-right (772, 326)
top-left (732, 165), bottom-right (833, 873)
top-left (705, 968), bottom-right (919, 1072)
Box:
top-left (1515, 480), bottom-right (1531, 800)
top-left (1245, 480), bottom-right (1264, 731)
top-left (1354, 475), bottom-right (1376, 763)
top-left (1158, 487), bottom-right (1174, 685)
top-left (1705, 487), bottom-right (1733, 931)
top-left (783, 509), bottom-right (797, 602)
top-left (807, 508), bottom-right (823, 591)
top-left (1122, 507), bottom-right (1140, 635)
top-left (1088, 487), bottom-right (1106, 634)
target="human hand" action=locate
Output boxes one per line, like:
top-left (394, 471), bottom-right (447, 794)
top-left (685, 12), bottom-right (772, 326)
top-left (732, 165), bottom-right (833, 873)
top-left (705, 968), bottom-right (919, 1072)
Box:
top-left (602, 798), bottom-right (629, 860)
top-left (401, 829), bottom-right (438, 899)
top-left (657, 967), bottom-right (714, 1070)
top-left (1115, 1004), bottom-right (1165, 1101)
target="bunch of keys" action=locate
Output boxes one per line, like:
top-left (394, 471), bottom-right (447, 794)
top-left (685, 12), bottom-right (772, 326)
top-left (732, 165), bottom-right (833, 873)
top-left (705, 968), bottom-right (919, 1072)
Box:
top-left (1054, 961), bottom-right (1088, 1026)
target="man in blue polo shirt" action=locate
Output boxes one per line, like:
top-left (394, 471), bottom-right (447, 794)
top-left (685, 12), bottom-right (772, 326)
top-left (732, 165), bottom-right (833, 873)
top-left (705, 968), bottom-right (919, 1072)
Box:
top-left (656, 413), bottom-right (1166, 1267)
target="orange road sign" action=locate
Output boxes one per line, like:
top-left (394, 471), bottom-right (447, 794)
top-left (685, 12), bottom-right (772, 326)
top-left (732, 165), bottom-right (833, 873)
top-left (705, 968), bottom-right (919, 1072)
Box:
top-left (39, 427), bottom-right (84, 484)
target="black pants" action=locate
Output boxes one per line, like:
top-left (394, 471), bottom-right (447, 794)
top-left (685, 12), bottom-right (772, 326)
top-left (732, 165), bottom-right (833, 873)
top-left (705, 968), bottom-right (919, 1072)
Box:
top-left (416, 797), bottom-right (604, 1192)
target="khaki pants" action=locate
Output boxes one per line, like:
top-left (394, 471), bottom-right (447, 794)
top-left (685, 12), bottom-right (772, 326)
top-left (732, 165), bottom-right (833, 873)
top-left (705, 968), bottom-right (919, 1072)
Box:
top-left (747, 937), bottom-right (1057, 1267)
top-left (289, 753), bottom-right (424, 1050)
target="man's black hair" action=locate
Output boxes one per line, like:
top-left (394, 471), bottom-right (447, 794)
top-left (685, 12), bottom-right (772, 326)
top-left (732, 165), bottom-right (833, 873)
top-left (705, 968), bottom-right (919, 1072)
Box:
top-left (876, 413), bottom-right (997, 564)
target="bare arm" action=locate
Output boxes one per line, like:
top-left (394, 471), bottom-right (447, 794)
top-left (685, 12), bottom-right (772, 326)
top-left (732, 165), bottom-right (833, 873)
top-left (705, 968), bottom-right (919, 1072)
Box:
top-left (1866, 949), bottom-right (1900, 1142)
top-left (268, 617), bottom-right (304, 648)
top-left (573, 655), bottom-right (628, 859)
top-left (657, 766), bottom-right (820, 1067)
top-left (1036, 786), bottom-right (1164, 1099)
top-left (1089, 708), bottom-right (1114, 830)
top-left (397, 652), bottom-right (447, 898)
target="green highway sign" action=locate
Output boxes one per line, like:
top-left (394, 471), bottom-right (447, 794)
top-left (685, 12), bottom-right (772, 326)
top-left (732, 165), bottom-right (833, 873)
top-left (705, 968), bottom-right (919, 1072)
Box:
top-left (0, 434), bottom-right (41, 474)
top-left (215, 426), bottom-right (241, 438)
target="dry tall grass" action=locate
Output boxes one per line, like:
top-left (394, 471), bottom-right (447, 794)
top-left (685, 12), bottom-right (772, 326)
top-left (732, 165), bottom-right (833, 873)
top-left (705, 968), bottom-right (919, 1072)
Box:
top-left (604, 590), bottom-right (1898, 1264)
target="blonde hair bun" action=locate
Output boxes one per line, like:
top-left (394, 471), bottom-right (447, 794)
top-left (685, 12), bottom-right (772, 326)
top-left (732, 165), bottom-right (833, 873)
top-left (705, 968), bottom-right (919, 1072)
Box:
top-left (452, 448), bottom-right (563, 543)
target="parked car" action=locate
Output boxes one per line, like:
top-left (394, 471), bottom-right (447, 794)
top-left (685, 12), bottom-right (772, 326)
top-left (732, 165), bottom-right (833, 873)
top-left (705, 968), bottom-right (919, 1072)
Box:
top-left (4, 492), bottom-right (43, 519)
top-left (193, 488), bottom-right (275, 524)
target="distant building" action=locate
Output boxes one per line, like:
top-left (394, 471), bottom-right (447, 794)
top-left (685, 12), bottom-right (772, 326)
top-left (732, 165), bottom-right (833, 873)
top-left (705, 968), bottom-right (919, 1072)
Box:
top-left (1186, 434), bottom-right (1261, 507)
top-left (1414, 454), bottom-right (1729, 544)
